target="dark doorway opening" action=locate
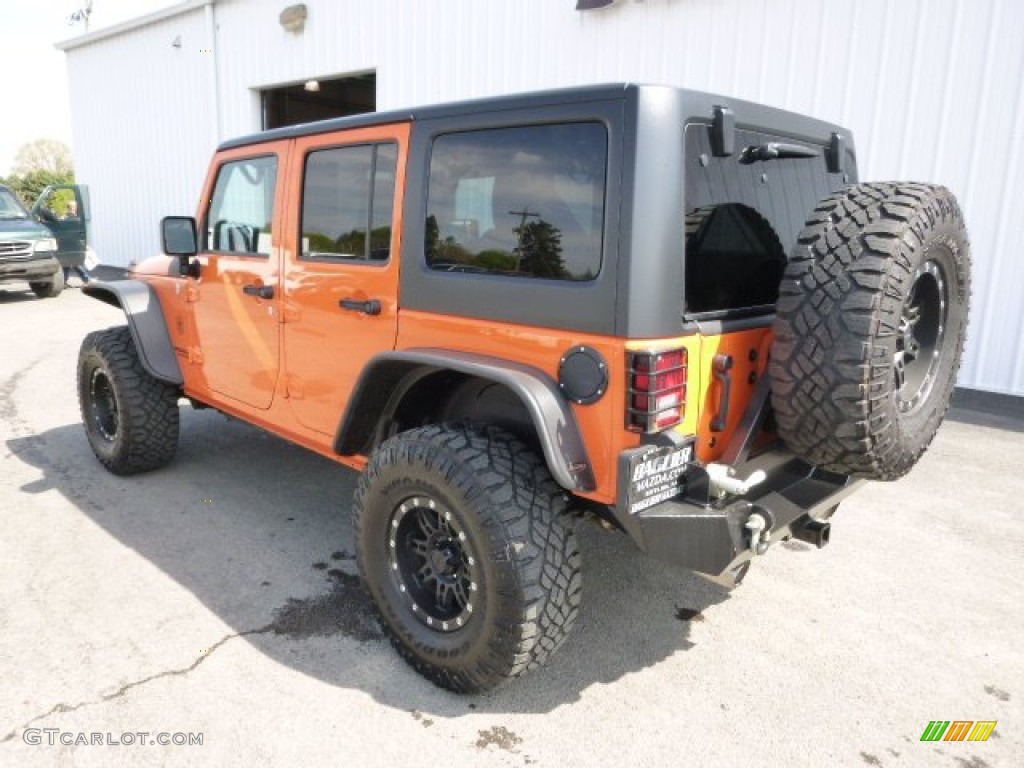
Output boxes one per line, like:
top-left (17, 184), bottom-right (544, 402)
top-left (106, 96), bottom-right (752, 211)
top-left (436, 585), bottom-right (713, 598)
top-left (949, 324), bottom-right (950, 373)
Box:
top-left (261, 72), bottom-right (376, 130)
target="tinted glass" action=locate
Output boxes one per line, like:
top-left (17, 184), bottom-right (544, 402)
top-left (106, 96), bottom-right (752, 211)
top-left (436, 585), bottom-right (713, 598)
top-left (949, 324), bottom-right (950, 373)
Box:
top-left (301, 143), bottom-right (397, 261)
top-left (684, 123), bottom-right (845, 315)
top-left (426, 122), bottom-right (607, 281)
top-left (684, 203), bottom-right (786, 314)
top-left (370, 144), bottom-right (397, 260)
top-left (206, 156), bottom-right (277, 255)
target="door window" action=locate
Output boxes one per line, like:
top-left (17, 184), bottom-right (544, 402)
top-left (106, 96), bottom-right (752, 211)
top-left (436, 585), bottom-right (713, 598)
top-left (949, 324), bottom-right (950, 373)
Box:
top-left (206, 156), bottom-right (278, 255)
top-left (300, 143), bottom-right (398, 262)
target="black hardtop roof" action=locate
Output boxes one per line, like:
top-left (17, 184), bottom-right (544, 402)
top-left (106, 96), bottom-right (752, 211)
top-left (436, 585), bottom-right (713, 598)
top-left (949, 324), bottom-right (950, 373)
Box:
top-left (217, 83), bottom-right (646, 151)
top-left (217, 82), bottom-right (847, 154)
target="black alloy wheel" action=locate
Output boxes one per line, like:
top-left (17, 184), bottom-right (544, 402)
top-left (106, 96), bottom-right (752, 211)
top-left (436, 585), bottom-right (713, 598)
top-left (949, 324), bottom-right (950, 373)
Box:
top-left (894, 259), bottom-right (947, 415)
top-left (387, 494), bottom-right (480, 633)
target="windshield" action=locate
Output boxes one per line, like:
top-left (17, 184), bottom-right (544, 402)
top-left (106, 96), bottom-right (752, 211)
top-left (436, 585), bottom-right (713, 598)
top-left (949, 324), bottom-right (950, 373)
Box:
top-left (0, 187), bottom-right (30, 220)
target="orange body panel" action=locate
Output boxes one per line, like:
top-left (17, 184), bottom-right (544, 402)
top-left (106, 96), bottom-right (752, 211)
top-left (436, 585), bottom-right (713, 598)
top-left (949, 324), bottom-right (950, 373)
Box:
top-left (279, 124), bottom-right (410, 436)
top-left (396, 311), bottom-right (639, 504)
top-left (185, 141), bottom-right (290, 410)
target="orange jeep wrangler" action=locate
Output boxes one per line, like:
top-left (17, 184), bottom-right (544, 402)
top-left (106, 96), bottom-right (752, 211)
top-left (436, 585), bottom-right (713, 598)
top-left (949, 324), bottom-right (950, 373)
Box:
top-left (77, 84), bottom-right (970, 692)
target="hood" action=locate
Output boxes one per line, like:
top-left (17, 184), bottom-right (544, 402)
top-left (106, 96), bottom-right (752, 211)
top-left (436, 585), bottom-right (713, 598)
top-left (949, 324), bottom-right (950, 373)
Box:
top-left (0, 217), bottom-right (51, 240)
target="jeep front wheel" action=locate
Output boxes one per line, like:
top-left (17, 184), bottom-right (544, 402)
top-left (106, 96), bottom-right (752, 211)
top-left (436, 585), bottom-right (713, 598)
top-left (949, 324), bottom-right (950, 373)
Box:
top-left (770, 183), bottom-right (971, 480)
top-left (78, 326), bottom-right (180, 475)
top-left (353, 424), bottom-right (582, 693)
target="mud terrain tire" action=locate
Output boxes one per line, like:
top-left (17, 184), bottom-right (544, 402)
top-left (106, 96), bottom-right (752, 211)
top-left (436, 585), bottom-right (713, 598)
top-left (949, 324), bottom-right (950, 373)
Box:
top-left (353, 423), bottom-right (581, 693)
top-left (78, 326), bottom-right (180, 475)
top-left (770, 183), bottom-right (970, 480)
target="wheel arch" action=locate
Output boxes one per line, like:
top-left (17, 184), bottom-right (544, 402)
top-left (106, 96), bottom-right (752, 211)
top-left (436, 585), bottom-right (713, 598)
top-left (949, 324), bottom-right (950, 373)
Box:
top-left (82, 280), bottom-right (183, 386)
top-left (335, 350), bottom-right (595, 492)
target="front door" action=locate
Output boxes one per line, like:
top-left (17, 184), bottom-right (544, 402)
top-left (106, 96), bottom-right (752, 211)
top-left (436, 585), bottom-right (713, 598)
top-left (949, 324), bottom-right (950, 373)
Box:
top-left (281, 124), bottom-right (409, 435)
top-left (192, 147), bottom-right (286, 410)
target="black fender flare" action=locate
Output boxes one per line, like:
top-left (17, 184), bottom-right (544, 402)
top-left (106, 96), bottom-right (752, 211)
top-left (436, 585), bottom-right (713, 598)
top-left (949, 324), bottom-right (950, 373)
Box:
top-left (82, 280), bottom-right (183, 386)
top-left (335, 349), bottom-right (595, 492)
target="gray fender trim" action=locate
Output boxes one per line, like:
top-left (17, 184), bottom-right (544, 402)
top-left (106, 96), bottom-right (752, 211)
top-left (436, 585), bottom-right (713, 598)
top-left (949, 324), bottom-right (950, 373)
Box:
top-left (335, 349), bottom-right (595, 492)
top-left (82, 280), bottom-right (184, 385)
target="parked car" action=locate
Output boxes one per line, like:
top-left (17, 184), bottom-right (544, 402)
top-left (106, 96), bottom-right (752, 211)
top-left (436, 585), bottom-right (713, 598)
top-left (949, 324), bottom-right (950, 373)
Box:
top-left (0, 183), bottom-right (89, 298)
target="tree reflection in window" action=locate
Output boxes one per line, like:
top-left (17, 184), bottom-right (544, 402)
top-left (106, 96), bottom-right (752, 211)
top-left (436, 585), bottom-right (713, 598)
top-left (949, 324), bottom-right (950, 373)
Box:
top-left (426, 122), bottom-right (606, 281)
top-left (301, 143), bottom-right (397, 261)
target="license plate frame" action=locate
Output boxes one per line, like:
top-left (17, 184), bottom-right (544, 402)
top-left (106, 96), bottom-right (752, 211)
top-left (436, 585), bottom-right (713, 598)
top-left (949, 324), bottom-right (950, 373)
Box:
top-left (624, 438), bottom-right (696, 515)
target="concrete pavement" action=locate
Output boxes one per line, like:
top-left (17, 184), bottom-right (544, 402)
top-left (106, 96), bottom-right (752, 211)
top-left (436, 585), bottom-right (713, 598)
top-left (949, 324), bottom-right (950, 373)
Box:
top-left (1, 285), bottom-right (1020, 767)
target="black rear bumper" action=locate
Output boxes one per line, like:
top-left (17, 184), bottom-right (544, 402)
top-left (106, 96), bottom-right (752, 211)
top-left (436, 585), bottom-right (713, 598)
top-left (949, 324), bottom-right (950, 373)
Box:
top-left (612, 448), bottom-right (863, 585)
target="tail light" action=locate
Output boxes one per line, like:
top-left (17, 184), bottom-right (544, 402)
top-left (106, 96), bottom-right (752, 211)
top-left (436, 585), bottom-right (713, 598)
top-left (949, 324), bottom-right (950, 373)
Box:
top-left (627, 348), bottom-right (687, 433)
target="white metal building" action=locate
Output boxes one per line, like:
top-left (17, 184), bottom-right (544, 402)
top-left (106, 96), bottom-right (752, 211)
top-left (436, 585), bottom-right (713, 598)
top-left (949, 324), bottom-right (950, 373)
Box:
top-left (58, 0), bottom-right (1024, 396)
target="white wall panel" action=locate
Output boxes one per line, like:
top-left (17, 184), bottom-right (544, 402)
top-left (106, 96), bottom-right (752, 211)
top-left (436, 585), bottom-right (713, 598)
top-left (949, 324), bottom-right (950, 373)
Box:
top-left (64, 5), bottom-right (216, 266)
top-left (62, 0), bottom-right (1024, 394)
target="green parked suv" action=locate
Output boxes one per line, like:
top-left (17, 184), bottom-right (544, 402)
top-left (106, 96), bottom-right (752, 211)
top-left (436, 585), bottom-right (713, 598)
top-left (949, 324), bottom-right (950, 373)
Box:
top-left (0, 183), bottom-right (89, 298)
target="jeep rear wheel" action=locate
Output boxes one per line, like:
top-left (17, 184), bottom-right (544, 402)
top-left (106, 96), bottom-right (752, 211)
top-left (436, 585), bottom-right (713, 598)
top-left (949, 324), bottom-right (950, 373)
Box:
top-left (78, 326), bottom-right (180, 475)
top-left (353, 424), bottom-right (581, 693)
top-left (770, 183), bottom-right (971, 480)
top-left (29, 268), bottom-right (64, 298)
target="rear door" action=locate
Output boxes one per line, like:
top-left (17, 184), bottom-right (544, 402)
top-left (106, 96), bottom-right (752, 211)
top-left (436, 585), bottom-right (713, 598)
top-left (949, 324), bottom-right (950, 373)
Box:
top-left (192, 144), bottom-right (287, 410)
top-left (281, 123), bottom-right (409, 436)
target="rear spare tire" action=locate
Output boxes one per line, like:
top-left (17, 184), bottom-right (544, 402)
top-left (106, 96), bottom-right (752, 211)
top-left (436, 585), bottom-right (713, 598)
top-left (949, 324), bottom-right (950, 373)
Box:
top-left (770, 183), bottom-right (970, 480)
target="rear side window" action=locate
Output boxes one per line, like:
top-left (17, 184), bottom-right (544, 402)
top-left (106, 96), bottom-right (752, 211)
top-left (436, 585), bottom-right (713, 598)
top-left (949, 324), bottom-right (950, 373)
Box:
top-left (206, 156), bottom-right (277, 255)
top-left (426, 122), bottom-right (607, 281)
top-left (301, 143), bottom-right (397, 261)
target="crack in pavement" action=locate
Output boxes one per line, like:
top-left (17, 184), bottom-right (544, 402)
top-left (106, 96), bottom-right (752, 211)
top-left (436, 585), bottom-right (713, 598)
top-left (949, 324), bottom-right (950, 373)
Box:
top-left (2, 356), bottom-right (105, 510)
top-left (0, 360), bottom-right (40, 431)
top-left (2, 572), bottom-right (382, 746)
top-left (1, 625), bottom-right (273, 744)
top-left (3, 358), bottom-right (381, 746)
top-left (2, 358), bottom-right (64, 471)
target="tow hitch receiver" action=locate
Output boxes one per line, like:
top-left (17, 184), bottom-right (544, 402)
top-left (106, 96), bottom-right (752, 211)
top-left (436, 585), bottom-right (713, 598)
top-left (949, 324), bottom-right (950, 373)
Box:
top-left (793, 518), bottom-right (831, 549)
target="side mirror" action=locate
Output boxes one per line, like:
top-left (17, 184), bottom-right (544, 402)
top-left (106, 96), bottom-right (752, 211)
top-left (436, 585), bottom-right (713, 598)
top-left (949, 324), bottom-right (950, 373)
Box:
top-left (161, 216), bottom-right (199, 277)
